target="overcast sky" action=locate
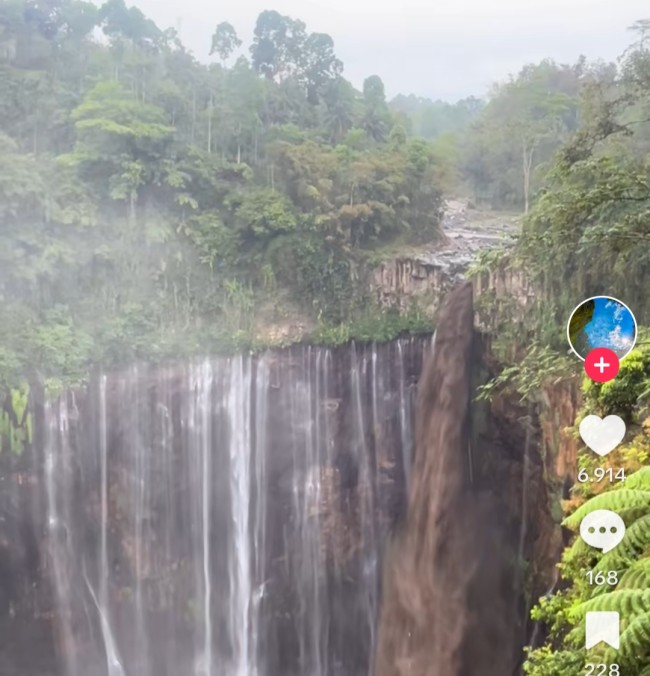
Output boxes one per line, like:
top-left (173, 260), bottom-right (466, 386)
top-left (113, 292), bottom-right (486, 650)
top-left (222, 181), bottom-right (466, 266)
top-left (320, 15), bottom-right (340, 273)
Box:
top-left (131, 0), bottom-right (649, 101)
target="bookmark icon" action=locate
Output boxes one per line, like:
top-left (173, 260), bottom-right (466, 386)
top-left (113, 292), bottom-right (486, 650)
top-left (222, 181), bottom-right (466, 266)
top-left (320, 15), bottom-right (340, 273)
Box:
top-left (586, 611), bottom-right (620, 650)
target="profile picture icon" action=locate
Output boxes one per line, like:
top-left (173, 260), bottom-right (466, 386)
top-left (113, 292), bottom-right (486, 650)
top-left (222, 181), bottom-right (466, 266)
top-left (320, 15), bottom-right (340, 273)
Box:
top-left (567, 296), bottom-right (637, 361)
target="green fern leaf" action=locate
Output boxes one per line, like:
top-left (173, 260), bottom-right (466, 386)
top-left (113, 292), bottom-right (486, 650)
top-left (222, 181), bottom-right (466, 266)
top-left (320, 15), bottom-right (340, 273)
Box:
top-left (564, 536), bottom-right (596, 564)
top-left (618, 557), bottom-right (650, 590)
top-left (572, 589), bottom-right (650, 619)
top-left (619, 466), bottom-right (650, 492)
top-left (596, 514), bottom-right (650, 573)
top-left (563, 490), bottom-right (650, 530)
top-left (618, 611), bottom-right (650, 663)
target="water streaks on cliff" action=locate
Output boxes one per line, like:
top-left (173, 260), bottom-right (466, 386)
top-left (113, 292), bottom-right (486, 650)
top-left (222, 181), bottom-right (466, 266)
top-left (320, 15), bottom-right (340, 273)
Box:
top-left (36, 339), bottom-right (428, 676)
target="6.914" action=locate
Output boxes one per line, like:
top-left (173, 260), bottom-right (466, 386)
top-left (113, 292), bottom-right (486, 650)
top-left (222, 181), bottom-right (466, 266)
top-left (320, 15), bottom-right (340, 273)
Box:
top-left (578, 468), bottom-right (625, 483)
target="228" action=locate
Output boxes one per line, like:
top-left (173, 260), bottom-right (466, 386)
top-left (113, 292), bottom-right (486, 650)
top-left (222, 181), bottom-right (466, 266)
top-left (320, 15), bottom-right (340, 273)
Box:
top-left (585, 665), bottom-right (619, 675)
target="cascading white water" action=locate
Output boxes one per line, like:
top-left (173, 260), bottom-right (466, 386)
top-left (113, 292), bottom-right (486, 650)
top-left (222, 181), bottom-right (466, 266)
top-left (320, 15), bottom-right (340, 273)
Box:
top-left (350, 342), bottom-right (376, 670)
top-left (188, 360), bottom-right (214, 676)
top-left (129, 365), bottom-right (151, 676)
top-left (43, 399), bottom-right (76, 676)
top-left (251, 356), bottom-right (270, 674)
top-left (99, 374), bottom-right (108, 640)
top-left (288, 346), bottom-right (326, 675)
top-left (227, 356), bottom-right (253, 676)
top-left (96, 373), bottom-right (126, 676)
top-left (201, 362), bottom-right (213, 676)
top-left (38, 338), bottom-right (428, 676)
top-left (397, 340), bottom-right (412, 488)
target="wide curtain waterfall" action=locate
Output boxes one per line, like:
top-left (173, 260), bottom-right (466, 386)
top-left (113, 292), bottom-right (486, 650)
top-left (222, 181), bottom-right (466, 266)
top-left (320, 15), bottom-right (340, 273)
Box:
top-left (17, 338), bottom-right (429, 676)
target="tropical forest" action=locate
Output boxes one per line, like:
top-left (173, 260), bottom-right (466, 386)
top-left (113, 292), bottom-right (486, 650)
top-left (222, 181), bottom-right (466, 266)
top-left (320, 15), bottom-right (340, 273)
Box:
top-left (0, 1), bottom-right (649, 675)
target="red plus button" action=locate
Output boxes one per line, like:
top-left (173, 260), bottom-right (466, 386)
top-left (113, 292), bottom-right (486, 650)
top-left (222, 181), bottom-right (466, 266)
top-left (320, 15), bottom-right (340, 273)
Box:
top-left (584, 348), bottom-right (620, 383)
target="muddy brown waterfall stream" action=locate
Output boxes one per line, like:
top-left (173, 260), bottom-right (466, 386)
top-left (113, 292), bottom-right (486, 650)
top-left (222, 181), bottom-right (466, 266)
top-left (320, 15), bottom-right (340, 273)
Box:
top-left (376, 283), bottom-right (523, 676)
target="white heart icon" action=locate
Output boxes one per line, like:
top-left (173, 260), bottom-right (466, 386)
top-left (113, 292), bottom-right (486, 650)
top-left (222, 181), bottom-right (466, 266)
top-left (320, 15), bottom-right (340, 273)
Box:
top-left (579, 415), bottom-right (626, 456)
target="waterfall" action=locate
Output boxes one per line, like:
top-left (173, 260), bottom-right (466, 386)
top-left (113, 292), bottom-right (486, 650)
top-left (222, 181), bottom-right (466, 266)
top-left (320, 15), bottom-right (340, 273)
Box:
top-left (376, 287), bottom-right (476, 676)
top-left (97, 374), bottom-right (125, 676)
top-left (189, 360), bottom-right (214, 676)
top-left (32, 338), bottom-right (429, 676)
top-left (251, 356), bottom-right (270, 673)
top-left (376, 284), bottom-right (529, 676)
top-left (43, 399), bottom-right (76, 676)
top-left (227, 357), bottom-right (253, 676)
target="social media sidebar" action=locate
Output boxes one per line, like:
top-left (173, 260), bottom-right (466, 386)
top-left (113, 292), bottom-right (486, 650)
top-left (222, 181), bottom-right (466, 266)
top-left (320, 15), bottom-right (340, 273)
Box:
top-left (566, 296), bottom-right (641, 674)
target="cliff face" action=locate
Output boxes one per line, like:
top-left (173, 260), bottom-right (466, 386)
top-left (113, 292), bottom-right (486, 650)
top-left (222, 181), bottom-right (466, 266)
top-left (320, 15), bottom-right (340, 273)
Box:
top-left (372, 254), bottom-right (534, 323)
top-left (372, 257), bottom-right (457, 316)
top-left (540, 380), bottom-right (581, 483)
top-left (371, 204), bottom-right (524, 318)
top-left (0, 339), bottom-right (429, 676)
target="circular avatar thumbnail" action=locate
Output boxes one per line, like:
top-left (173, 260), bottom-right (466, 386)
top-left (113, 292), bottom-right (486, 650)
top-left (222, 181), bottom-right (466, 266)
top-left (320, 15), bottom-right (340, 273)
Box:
top-left (567, 296), bottom-right (637, 361)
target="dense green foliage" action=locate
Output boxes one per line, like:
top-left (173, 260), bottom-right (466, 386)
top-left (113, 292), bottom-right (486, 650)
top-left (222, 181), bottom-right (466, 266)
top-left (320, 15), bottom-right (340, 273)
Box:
top-left (470, 28), bottom-right (650, 357)
top-left (461, 60), bottom-right (582, 210)
top-left (525, 342), bottom-right (650, 675)
top-left (0, 384), bottom-right (31, 454)
top-left (5, 2), bottom-right (646, 391)
top-left (513, 33), bottom-right (650, 669)
top-left (518, 25), bottom-right (650, 335)
top-left (465, 26), bottom-right (650, 675)
top-left (0, 0), bottom-right (446, 385)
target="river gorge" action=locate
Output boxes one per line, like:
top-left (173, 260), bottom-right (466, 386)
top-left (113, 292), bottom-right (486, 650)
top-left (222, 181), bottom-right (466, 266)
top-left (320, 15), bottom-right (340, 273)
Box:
top-left (1, 284), bottom-right (571, 676)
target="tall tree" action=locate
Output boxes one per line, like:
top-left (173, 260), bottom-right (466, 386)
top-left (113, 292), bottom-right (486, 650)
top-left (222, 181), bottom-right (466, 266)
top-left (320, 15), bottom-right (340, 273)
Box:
top-left (322, 77), bottom-right (358, 143)
top-left (301, 32), bottom-right (342, 103)
top-left (362, 75), bottom-right (392, 142)
top-left (69, 81), bottom-right (174, 219)
top-left (250, 10), bottom-right (306, 81)
top-left (463, 60), bottom-right (581, 210)
top-left (210, 21), bottom-right (241, 64)
top-left (98, 0), bottom-right (160, 47)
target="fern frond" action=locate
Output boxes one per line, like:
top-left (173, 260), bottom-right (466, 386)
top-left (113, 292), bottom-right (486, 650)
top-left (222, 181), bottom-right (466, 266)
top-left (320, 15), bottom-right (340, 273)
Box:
top-left (564, 536), bottom-right (596, 565)
top-left (596, 514), bottom-right (650, 573)
top-left (572, 589), bottom-right (650, 619)
top-left (618, 557), bottom-right (650, 590)
top-left (619, 466), bottom-right (650, 492)
top-left (563, 490), bottom-right (650, 530)
top-left (619, 611), bottom-right (650, 664)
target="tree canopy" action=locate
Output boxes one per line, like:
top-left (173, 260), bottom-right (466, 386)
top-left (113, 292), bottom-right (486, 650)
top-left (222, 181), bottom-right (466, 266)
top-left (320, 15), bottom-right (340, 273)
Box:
top-left (0, 0), bottom-right (444, 384)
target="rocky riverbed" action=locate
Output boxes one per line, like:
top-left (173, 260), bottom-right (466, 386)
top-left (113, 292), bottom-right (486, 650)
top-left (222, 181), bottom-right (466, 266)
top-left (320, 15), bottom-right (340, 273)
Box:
top-left (372, 200), bottom-right (520, 314)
